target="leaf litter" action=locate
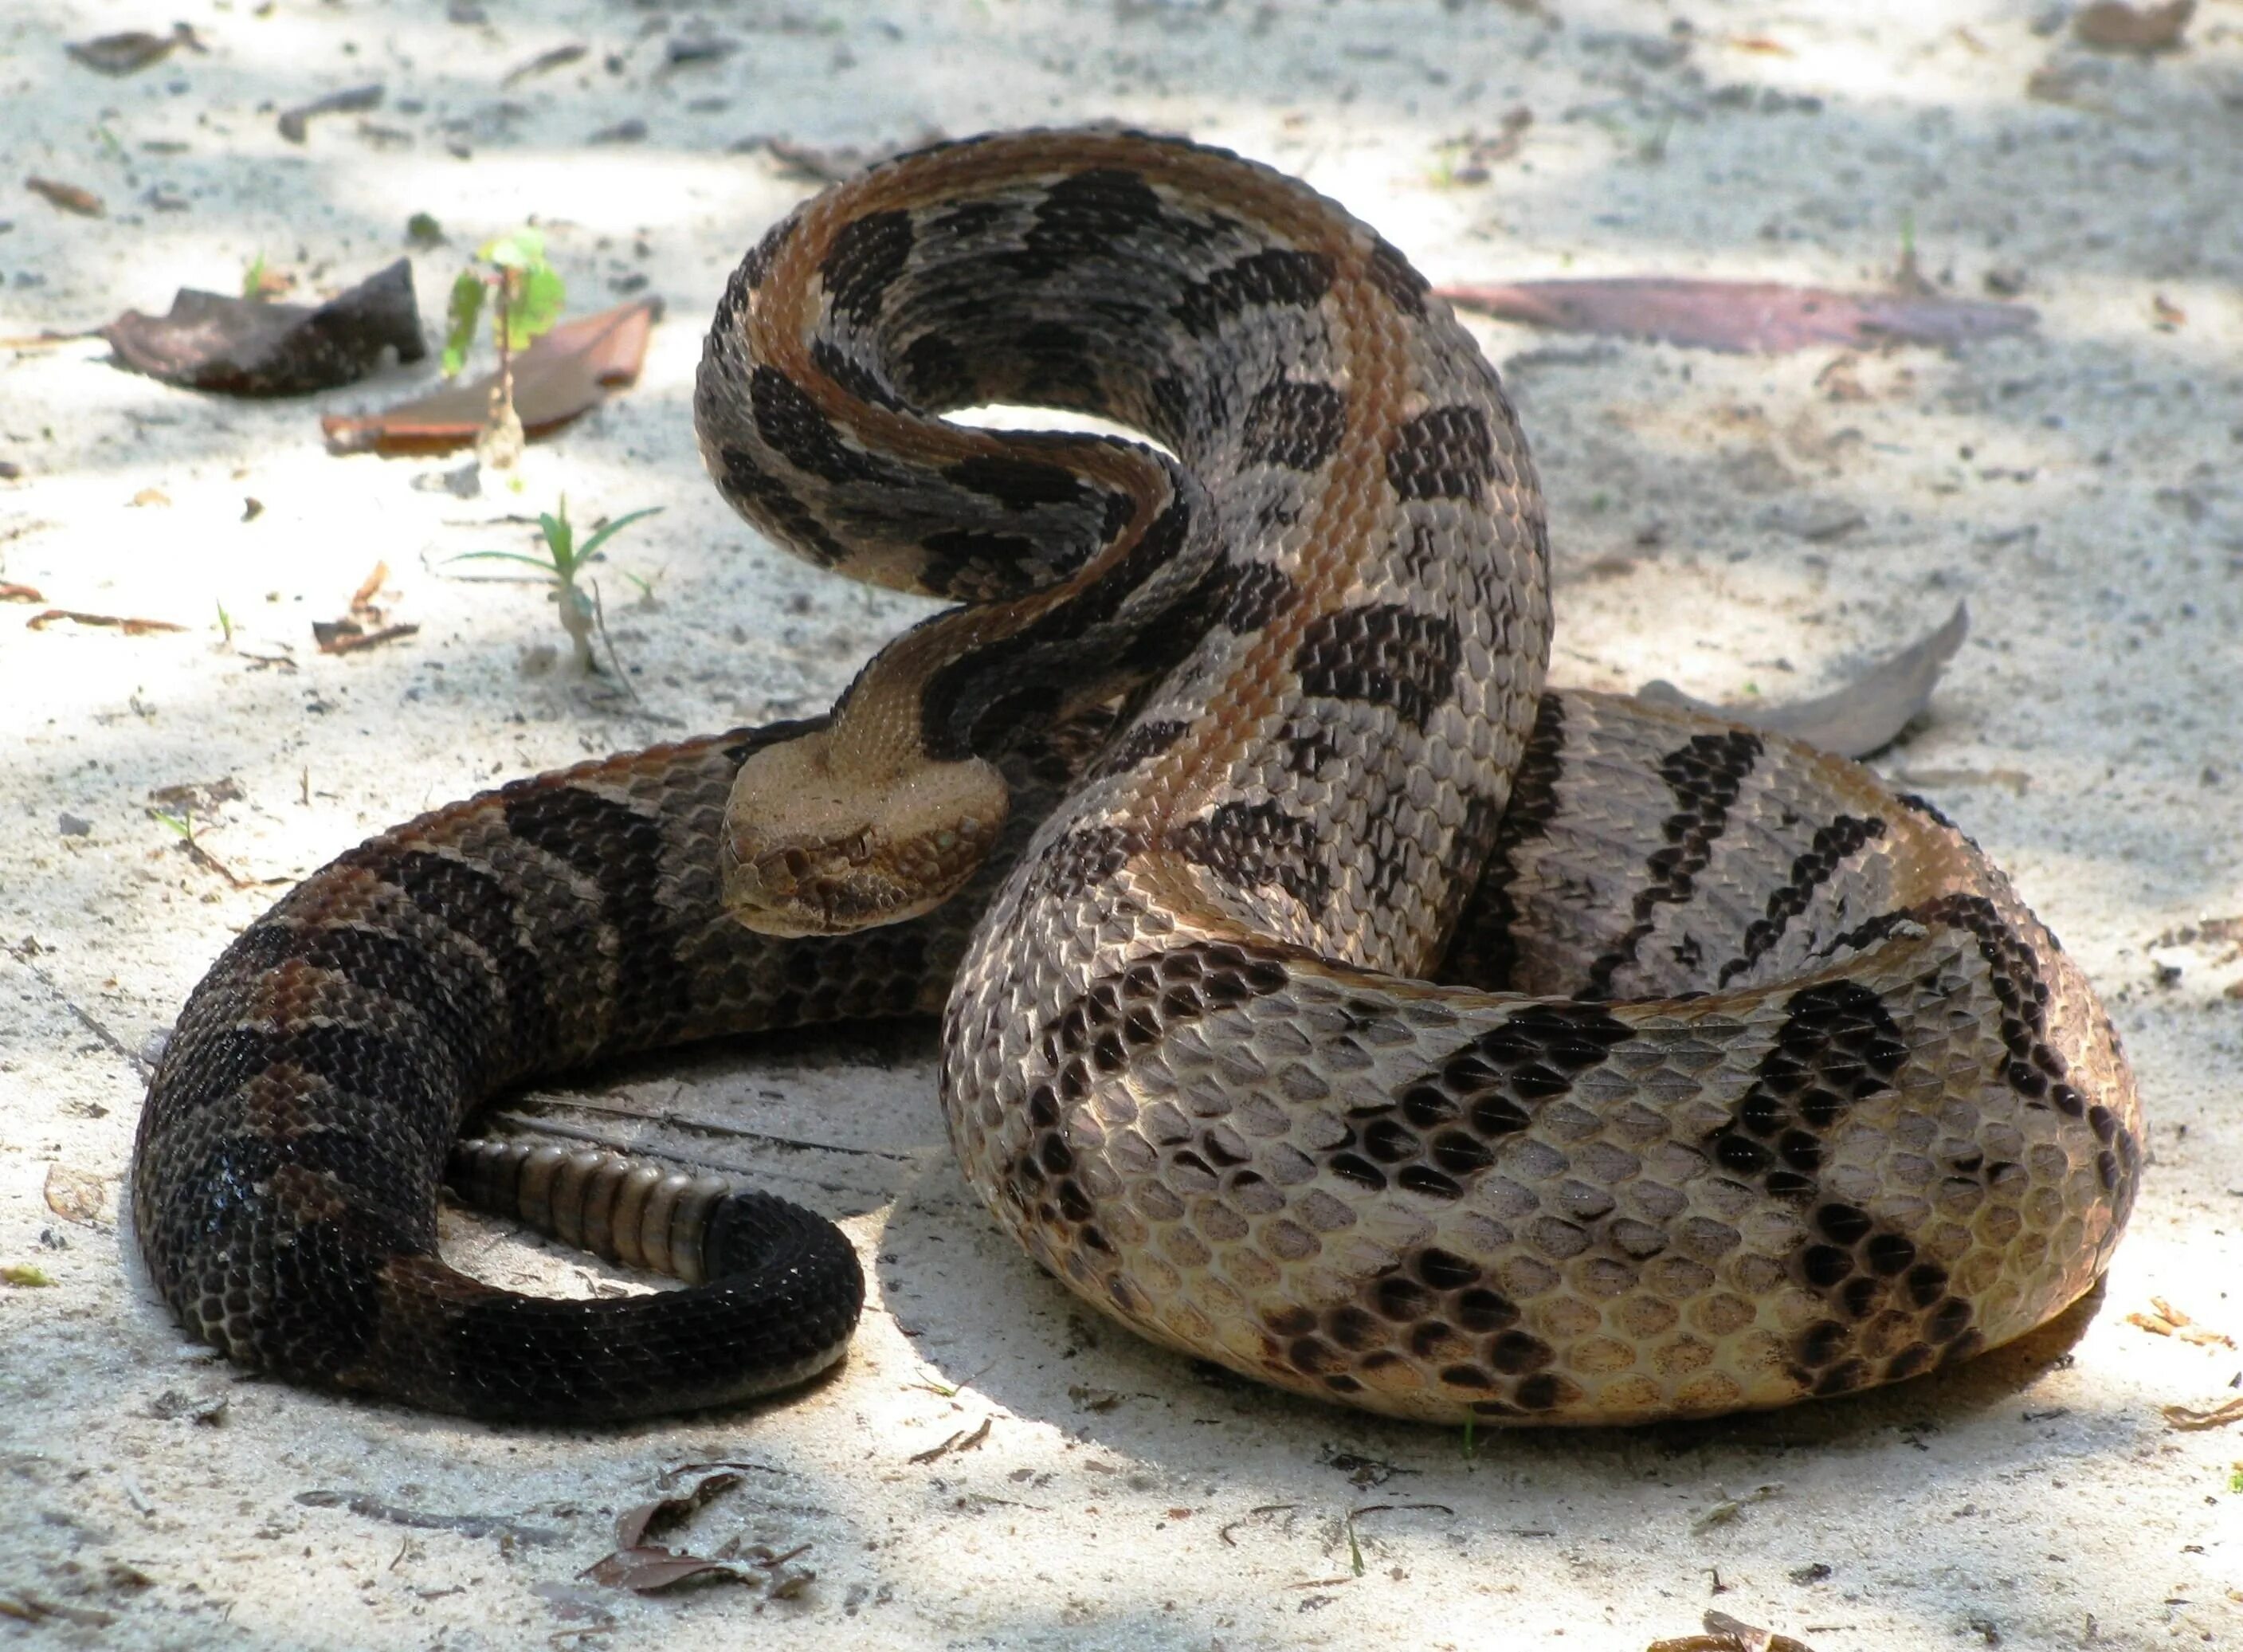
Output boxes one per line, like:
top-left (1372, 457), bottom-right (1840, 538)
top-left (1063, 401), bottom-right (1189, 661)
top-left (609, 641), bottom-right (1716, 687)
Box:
top-left (583, 1470), bottom-right (816, 1597)
top-left (1439, 279), bottom-right (2036, 354)
top-left (1637, 602), bottom-right (1968, 758)
top-left (322, 299), bottom-right (659, 453)
top-left (102, 260), bottom-right (425, 396)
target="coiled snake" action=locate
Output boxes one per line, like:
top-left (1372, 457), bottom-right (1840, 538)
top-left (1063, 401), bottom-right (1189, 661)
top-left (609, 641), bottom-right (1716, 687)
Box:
top-left (134, 130), bottom-right (2140, 1425)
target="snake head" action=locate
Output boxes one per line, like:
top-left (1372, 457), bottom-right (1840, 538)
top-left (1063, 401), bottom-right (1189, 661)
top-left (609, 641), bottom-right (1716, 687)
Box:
top-left (720, 724), bottom-right (1010, 937)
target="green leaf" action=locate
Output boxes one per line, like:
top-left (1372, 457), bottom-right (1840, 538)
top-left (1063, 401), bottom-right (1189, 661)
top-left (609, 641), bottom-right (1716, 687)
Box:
top-left (479, 226), bottom-right (544, 270)
top-left (241, 252), bottom-right (268, 300)
top-left (504, 264), bottom-right (567, 351)
top-left (444, 550), bottom-right (565, 579)
top-left (537, 507), bottom-right (572, 574)
top-left (405, 211), bottom-right (444, 248)
top-left (441, 271), bottom-right (486, 375)
top-left (574, 506), bottom-right (664, 564)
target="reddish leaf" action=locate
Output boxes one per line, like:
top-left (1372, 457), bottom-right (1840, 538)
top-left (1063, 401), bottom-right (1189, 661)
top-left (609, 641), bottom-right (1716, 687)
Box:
top-left (321, 299), bottom-right (660, 454)
top-left (1437, 278), bottom-right (2036, 354)
top-left (25, 177), bottom-right (103, 218)
top-left (103, 260), bottom-right (426, 396)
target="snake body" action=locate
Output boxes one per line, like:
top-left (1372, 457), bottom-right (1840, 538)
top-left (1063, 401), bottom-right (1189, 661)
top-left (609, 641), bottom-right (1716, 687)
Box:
top-left (134, 131), bottom-right (2139, 1425)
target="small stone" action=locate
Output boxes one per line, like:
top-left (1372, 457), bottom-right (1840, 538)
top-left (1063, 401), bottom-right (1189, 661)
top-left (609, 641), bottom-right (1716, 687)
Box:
top-left (57, 811), bottom-right (92, 837)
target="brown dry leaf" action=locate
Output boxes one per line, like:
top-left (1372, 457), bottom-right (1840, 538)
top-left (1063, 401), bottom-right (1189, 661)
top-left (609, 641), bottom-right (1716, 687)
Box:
top-left (2128, 1297), bottom-right (2236, 1348)
top-left (1723, 35), bottom-right (1795, 56)
top-left (2167, 1397), bottom-right (2243, 1431)
top-left (0, 583), bottom-right (45, 602)
top-left (43, 1164), bottom-right (108, 1226)
top-left (348, 561), bottom-right (390, 616)
top-left (321, 299), bottom-right (661, 453)
top-left (65, 25), bottom-right (203, 76)
top-left (131, 488), bottom-right (171, 508)
top-left (1437, 278), bottom-right (2035, 355)
top-left (1639, 603), bottom-right (1967, 759)
top-left (502, 42), bottom-right (588, 87)
top-left (25, 177), bottom-right (103, 218)
top-left (26, 609), bottom-right (187, 636)
top-left (1648, 1611), bottom-right (1817, 1652)
top-left (2163, 1398), bottom-right (2243, 1431)
top-left (2075, 0), bottom-right (2194, 52)
top-left (104, 260), bottom-right (424, 396)
top-left (614, 1471), bottom-right (741, 1552)
top-left (580, 1550), bottom-right (750, 1593)
top-left (908, 1416), bottom-right (994, 1464)
top-left (2152, 294), bottom-right (2187, 329)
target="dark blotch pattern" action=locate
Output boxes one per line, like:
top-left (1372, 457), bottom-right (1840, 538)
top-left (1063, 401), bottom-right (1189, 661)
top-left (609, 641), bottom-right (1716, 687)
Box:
top-left (1171, 800), bottom-right (1330, 914)
top-left (1715, 814), bottom-right (1887, 987)
top-left (1293, 603), bottom-right (1461, 731)
top-left (820, 208), bottom-right (916, 326)
top-left (1582, 729), bottom-right (1763, 999)
top-left (1241, 378), bottom-right (1347, 471)
top-left (1386, 405), bottom-right (1496, 503)
top-left (750, 365), bottom-right (894, 487)
top-left (1173, 249), bottom-right (1335, 337)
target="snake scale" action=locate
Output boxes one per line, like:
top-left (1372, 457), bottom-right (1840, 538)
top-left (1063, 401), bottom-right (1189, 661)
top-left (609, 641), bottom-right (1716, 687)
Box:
top-left (134, 130), bottom-right (2140, 1426)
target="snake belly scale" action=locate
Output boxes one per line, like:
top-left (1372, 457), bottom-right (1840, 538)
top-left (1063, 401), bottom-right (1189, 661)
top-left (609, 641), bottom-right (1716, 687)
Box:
top-left (133, 130), bottom-right (2140, 1426)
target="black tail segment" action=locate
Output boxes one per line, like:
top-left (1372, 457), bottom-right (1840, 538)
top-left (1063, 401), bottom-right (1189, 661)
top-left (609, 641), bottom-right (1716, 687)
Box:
top-left (430, 1140), bottom-right (866, 1422)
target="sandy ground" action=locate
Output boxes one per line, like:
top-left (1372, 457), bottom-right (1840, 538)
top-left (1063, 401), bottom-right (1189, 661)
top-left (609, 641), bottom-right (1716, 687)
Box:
top-left (3, 1), bottom-right (2241, 1646)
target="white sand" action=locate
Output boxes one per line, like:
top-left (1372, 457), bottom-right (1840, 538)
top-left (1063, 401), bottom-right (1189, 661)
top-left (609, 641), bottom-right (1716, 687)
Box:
top-left (2, 1), bottom-right (2238, 1646)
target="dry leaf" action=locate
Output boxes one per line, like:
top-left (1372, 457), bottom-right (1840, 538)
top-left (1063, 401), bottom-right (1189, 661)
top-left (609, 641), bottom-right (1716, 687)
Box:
top-left (1649, 1610), bottom-right (1817, 1652)
top-left (2128, 1297), bottom-right (2236, 1348)
top-left (25, 177), bottom-right (103, 218)
top-left (25, 610), bottom-right (188, 635)
top-left (1441, 279), bottom-right (2036, 354)
top-left (908, 1416), bottom-right (993, 1464)
top-left (278, 84), bottom-right (385, 144)
top-left (614, 1471), bottom-right (740, 1552)
top-left (1639, 603), bottom-right (1967, 758)
top-left (312, 620), bottom-right (418, 654)
top-left (65, 25), bottom-right (202, 76)
top-left (104, 260), bottom-right (425, 396)
top-left (1724, 35), bottom-right (1795, 56)
top-left (43, 1164), bottom-right (108, 1225)
top-left (2162, 1398), bottom-right (2243, 1430)
top-left (1, 583), bottom-right (46, 602)
top-left (502, 43), bottom-right (588, 87)
top-left (2074, 0), bottom-right (2194, 52)
top-left (321, 299), bottom-right (660, 453)
top-left (580, 1550), bottom-right (748, 1592)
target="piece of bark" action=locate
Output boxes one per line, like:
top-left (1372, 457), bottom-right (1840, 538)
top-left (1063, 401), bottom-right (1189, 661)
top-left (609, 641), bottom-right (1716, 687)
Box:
top-left (1438, 278), bottom-right (2036, 354)
top-left (103, 260), bottom-right (425, 396)
top-left (1637, 603), bottom-right (1967, 758)
top-left (321, 299), bottom-right (659, 454)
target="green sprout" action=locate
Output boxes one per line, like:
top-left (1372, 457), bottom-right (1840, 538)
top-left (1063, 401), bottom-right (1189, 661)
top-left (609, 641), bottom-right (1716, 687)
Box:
top-left (449, 496), bottom-right (661, 673)
top-left (441, 227), bottom-right (567, 465)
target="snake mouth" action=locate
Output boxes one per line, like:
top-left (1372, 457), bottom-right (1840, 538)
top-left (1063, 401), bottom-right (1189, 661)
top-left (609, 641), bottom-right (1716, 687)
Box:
top-left (720, 830), bottom-right (968, 937)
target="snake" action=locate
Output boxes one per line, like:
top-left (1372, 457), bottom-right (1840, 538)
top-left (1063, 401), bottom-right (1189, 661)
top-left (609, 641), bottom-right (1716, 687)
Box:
top-left (132, 129), bottom-right (2141, 1426)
